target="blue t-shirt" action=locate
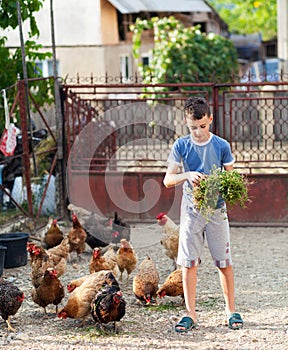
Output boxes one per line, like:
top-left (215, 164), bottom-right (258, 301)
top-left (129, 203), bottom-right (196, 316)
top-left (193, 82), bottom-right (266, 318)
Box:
top-left (167, 132), bottom-right (235, 208)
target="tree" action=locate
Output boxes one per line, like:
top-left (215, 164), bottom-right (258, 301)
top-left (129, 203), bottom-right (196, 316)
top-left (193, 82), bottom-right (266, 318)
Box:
top-left (206, 0), bottom-right (277, 41)
top-left (0, 0), bottom-right (53, 131)
top-left (131, 16), bottom-right (239, 89)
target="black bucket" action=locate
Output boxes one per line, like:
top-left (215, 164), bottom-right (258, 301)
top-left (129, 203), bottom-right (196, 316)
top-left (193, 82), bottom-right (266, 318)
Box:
top-left (0, 245), bottom-right (7, 276)
top-left (0, 233), bottom-right (29, 268)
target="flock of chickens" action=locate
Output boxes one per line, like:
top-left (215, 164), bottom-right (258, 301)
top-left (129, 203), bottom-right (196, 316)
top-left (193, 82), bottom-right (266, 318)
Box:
top-left (0, 208), bottom-right (183, 334)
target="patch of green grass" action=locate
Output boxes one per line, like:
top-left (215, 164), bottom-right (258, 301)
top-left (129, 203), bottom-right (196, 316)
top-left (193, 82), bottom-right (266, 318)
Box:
top-left (146, 302), bottom-right (181, 311)
top-left (0, 209), bottom-right (21, 226)
top-left (198, 296), bottom-right (223, 310)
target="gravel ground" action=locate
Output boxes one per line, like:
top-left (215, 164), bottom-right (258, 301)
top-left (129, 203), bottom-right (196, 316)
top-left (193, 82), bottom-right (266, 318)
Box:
top-left (0, 223), bottom-right (287, 350)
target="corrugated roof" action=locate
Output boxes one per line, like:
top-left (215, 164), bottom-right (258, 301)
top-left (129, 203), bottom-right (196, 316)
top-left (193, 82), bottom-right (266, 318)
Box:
top-left (107, 0), bottom-right (212, 14)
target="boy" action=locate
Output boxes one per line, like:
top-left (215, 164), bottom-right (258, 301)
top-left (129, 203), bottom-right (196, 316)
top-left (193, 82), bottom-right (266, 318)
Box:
top-left (163, 96), bottom-right (243, 332)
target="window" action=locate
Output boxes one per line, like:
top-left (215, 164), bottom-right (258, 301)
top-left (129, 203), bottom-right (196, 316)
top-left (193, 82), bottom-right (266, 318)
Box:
top-left (142, 55), bottom-right (150, 66)
top-left (120, 55), bottom-right (131, 81)
top-left (35, 60), bottom-right (60, 77)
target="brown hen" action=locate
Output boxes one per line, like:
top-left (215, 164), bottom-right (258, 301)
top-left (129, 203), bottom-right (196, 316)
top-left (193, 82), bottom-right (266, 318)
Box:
top-left (67, 272), bottom-right (105, 293)
top-left (132, 256), bottom-right (159, 305)
top-left (44, 218), bottom-right (64, 249)
top-left (89, 246), bottom-right (118, 275)
top-left (156, 269), bottom-right (184, 301)
top-left (58, 270), bottom-right (112, 323)
top-left (116, 238), bottom-right (137, 282)
top-left (68, 213), bottom-right (87, 258)
top-left (46, 237), bottom-right (70, 276)
top-left (31, 267), bottom-right (65, 314)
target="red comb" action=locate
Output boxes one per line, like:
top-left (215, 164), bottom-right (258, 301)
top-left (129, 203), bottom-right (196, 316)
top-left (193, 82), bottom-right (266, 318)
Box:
top-left (156, 212), bottom-right (166, 220)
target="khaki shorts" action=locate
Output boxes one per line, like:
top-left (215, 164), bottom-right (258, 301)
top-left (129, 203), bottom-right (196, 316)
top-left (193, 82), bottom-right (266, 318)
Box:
top-left (176, 197), bottom-right (233, 268)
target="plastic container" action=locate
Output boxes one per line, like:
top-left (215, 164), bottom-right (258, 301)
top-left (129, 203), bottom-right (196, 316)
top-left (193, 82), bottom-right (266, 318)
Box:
top-left (0, 245), bottom-right (7, 276)
top-left (0, 233), bottom-right (29, 268)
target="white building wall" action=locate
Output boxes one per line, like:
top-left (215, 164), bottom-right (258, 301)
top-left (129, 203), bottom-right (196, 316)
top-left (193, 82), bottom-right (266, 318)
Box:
top-left (3, 0), bottom-right (103, 46)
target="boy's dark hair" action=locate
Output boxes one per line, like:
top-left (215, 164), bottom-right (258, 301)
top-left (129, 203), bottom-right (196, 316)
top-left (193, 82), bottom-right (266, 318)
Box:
top-left (184, 97), bottom-right (211, 120)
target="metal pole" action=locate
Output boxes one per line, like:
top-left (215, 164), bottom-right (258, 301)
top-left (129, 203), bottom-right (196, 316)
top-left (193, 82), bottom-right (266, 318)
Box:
top-left (16, 1), bottom-right (38, 177)
top-left (50, 0), bottom-right (65, 217)
top-left (18, 80), bottom-right (34, 217)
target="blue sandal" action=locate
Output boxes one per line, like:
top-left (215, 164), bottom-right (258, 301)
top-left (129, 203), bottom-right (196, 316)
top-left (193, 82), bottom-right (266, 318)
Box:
top-left (175, 316), bottom-right (196, 333)
top-left (228, 313), bottom-right (244, 330)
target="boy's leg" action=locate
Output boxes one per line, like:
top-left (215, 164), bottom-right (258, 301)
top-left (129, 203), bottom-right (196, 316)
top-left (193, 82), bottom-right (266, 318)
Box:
top-left (183, 266), bottom-right (197, 323)
top-left (175, 266), bottom-right (197, 332)
top-left (218, 265), bottom-right (235, 314)
top-left (218, 265), bottom-right (243, 328)
top-left (206, 208), bottom-right (243, 329)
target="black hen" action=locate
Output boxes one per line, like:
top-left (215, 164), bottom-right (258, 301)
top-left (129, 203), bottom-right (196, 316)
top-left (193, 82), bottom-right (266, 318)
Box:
top-left (111, 212), bottom-right (131, 244)
top-left (85, 212), bottom-right (131, 248)
top-left (0, 278), bottom-right (25, 332)
top-left (91, 272), bottom-right (126, 331)
top-left (67, 204), bottom-right (130, 248)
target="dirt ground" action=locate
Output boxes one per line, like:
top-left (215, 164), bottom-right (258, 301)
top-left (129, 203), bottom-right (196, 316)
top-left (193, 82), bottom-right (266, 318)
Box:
top-left (0, 223), bottom-right (287, 350)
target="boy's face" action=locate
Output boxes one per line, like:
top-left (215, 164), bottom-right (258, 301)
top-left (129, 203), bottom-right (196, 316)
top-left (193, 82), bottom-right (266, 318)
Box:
top-left (185, 113), bottom-right (213, 143)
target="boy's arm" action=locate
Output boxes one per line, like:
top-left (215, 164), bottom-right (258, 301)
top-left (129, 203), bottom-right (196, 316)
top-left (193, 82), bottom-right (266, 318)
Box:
top-left (163, 163), bottom-right (205, 188)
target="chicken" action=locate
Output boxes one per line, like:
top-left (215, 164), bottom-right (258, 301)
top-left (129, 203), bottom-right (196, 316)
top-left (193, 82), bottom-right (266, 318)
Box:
top-left (27, 239), bottom-right (69, 284)
top-left (67, 203), bottom-right (113, 249)
top-left (44, 218), bottom-right (64, 249)
top-left (68, 213), bottom-right (87, 258)
top-left (89, 246), bottom-right (118, 275)
top-left (27, 241), bottom-right (49, 268)
top-left (27, 242), bottom-right (50, 288)
top-left (132, 256), bottom-right (159, 305)
top-left (31, 267), bottom-right (65, 314)
top-left (112, 212), bottom-right (131, 244)
top-left (67, 204), bottom-right (130, 249)
top-left (156, 269), bottom-right (184, 301)
top-left (116, 238), bottom-right (137, 282)
top-left (91, 272), bottom-right (125, 332)
top-left (46, 237), bottom-right (70, 277)
top-left (58, 270), bottom-right (112, 323)
top-left (156, 212), bottom-right (179, 269)
top-left (67, 272), bottom-right (105, 293)
top-left (0, 278), bottom-right (25, 332)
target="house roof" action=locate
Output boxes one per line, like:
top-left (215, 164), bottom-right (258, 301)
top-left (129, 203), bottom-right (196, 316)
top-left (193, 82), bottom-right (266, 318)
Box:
top-left (107, 0), bottom-right (212, 14)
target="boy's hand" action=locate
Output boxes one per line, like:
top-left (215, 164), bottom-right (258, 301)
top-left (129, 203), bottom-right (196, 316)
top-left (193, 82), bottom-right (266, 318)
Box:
top-left (187, 172), bottom-right (206, 186)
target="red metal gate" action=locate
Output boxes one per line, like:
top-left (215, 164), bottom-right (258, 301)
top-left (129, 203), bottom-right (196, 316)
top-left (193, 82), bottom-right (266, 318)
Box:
top-left (64, 81), bottom-right (288, 224)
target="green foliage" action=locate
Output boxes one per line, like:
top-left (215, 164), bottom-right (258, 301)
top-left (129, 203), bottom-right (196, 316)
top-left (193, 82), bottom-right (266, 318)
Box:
top-left (206, 0), bottom-right (277, 41)
top-left (131, 16), bottom-right (239, 88)
top-left (0, 0), bottom-right (53, 132)
top-left (193, 166), bottom-right (250, 218)
top-left (0, 0), bottom-right (44, 35)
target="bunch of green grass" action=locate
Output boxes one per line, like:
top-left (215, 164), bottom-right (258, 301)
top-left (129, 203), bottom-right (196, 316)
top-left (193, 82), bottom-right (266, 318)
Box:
top-left (193, 166), bottom-right (250, 217)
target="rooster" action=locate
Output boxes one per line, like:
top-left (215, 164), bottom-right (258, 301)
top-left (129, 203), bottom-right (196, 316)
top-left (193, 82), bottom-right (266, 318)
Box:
top-left (156, 269), bottom-right (184, 301)
top-left (0, 278), bottom-right (25, 332)
top-left (116, 238), bottom-right (137, 282)
top-left (132, 256), bottom-right (159, 305)
top-left (31, 267), bottom-right (65, 315)
top-left (89, 246), bottom-right (118, 275)
top-left (91, 272), bottom-right (125, 332)
top-left (68, 213), bottom-right (87, 258)
top-left (44, 218), bottom-right (64, 249)
top-left (156, 212), bottom-right (179, 269)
